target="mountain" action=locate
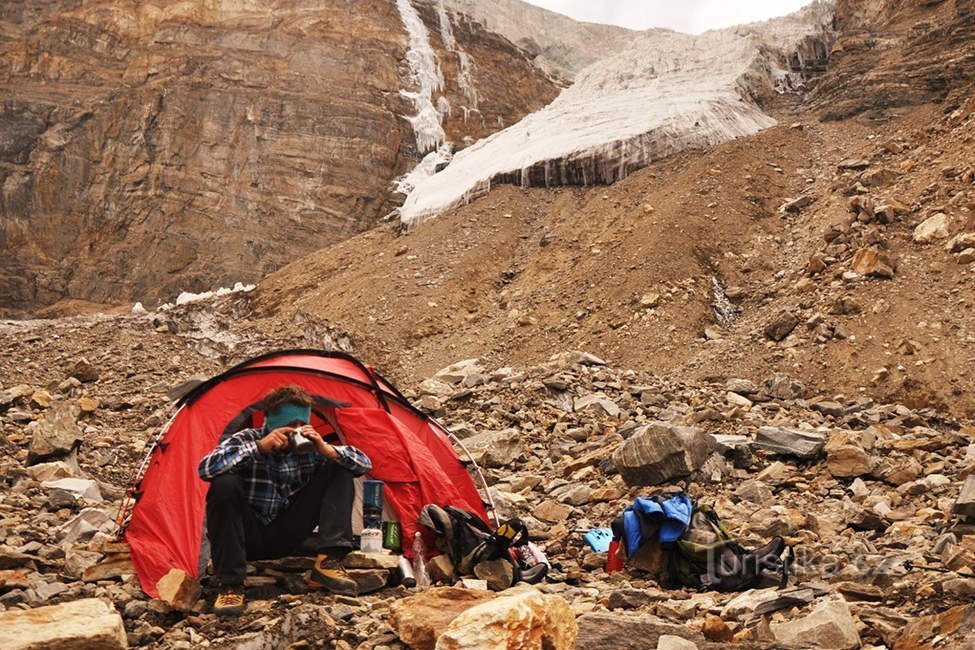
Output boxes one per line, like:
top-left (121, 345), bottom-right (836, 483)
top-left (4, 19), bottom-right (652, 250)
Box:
top-left (0, 0), bottom-right (558, 315)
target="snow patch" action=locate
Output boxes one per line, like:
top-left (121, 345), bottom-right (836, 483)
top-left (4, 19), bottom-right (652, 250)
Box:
top-left (400, 2), bottom-right (835, 228)
top-left (159, 282), bottom-right (255, 310)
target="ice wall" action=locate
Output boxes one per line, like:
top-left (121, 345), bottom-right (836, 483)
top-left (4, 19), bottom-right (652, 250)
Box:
top-left (396, 0), bottom-right (447, 154)
top-left (400, 1), bottom-right (835, 228)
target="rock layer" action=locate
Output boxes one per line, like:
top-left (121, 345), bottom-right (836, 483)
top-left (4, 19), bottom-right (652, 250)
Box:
top-left (0, 0), bottom-right (556, 314)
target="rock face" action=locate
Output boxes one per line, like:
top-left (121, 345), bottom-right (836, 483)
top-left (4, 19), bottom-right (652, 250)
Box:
top-left (1, 597), bottom-right (128, 650)
top-left (809, 0), bottom-right (975, 120)
top-left (0, 0), bottom-right (557, 314)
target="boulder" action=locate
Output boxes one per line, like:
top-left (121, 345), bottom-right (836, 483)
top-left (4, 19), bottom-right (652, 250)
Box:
top-left (913, 212), bottom-right (950, 243)
top-left (612, 422), bottom-right (716, 486)
top-left (68, 358), bottom-right (100, 383)
top-left (388, 587), bottom-right (496, 650)
top-left (0, 598), bottom-right (127, 650)
top-left (436, 589), bottom-right (576, 650)
top-left (769, 597), bottom-right (861, 649)
top-left (60, 508), bottom-right (114, 544)
top-left (953, 476), bottom-right (975, 520)
top-left (473, 559), bottom-right (514, 591)
top-left (754, 426), bottom-right (826, 460)
top-left (41, 478), bottom-right (103, 501)
top-left (761, 373), bottom-right (805, 400)
top-left (574, 393), bottom-right (621, 418)
top-left (26, 400), bottom-right (82, 464)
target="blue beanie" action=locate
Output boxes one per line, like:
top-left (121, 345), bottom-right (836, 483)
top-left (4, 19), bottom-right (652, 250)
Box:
top-left (265, 403), bottom-right (311, 431)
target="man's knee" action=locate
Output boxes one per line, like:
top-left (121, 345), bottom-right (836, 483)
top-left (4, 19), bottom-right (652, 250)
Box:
top-left (207, 473), bottom-right (244, 506)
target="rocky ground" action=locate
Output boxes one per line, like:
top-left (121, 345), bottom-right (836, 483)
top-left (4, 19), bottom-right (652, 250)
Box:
top-left (1, 297), bottom-right (974, 648)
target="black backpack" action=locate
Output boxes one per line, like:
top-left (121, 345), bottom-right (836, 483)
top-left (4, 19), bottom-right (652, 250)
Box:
top-left (418, 504), bottom-right (548, 584)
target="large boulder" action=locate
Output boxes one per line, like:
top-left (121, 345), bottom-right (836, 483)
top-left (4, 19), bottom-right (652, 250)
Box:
top-left (612, 422), bottom-right (715, 486)
top-left (388, 587), bottom-right (497, 650)
top-left (461, 429), bottom-right (523, 468)
top-left (1, 598), bottom-right (127, 650)
top-left (436, 588), bottom-right (576, 650)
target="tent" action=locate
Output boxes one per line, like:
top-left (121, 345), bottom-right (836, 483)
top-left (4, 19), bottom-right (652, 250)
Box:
top-left (118, 349), bottom-right (491, 597)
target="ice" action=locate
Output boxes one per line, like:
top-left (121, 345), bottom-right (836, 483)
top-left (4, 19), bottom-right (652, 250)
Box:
top-left (435, 0), bottom-right (478, 107)
top-left (166, 282), bottom-right (255, 309)
top-left (396, 0), bottom-right (447, 154)
top-left (400, 1), bottom-right (835, 228)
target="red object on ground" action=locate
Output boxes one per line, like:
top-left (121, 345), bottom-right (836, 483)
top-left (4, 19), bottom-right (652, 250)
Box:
top-left (123, 350), bottom-right (488, 597)
top-left (605, 539), bottom-right (624, 573)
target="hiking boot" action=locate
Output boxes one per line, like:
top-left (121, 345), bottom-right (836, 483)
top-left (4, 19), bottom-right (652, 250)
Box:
top-left (213, 585), bottom-right (246, 617)
top-left (308, 554), bottom-right (358, 595)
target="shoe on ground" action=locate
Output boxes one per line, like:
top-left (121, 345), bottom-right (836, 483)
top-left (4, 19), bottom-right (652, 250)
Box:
top-left (213, 585), bottom-right (246, 617)
top-left (308, 554), bottom-right (359, 595)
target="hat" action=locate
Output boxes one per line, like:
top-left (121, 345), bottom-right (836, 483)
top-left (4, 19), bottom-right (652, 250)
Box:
top-left (265, 402), bottom-right (311, 431)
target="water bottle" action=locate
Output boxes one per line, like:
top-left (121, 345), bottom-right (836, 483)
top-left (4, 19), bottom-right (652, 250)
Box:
top-left (411, 531), bottom-right (429, 590)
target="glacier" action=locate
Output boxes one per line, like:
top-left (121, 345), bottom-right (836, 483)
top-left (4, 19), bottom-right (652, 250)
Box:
top-left (399, 1), bottom-right (835, 228)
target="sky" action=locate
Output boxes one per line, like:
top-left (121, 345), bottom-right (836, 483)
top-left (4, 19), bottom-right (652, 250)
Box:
top-left (522, 0), bottom-right (814, 34)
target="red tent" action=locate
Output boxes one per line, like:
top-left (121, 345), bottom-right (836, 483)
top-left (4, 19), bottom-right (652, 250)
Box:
top-left (120, 350), bottom-right (488, 597)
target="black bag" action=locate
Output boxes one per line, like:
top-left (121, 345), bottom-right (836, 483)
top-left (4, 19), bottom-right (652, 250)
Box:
top-left (418, 504), bottom-right (548, 584)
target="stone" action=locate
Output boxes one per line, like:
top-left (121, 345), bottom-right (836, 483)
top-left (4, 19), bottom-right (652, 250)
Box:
top-left (850, 247), bottom-right (895, 278)
top-left (612, 422), bottom-right (716, 486)
top-left (436, 589), bottom-right (576, 650)
top-left (835, 582), bottom-right (884, 601)
top-left (607, 588), bottom-right (664, 610)
top-left (957, 247), bottom-right (975, 264)
top-left (891, 604), bottom-right (975, 649)
top-left (427, 554), bottom-right (457, 585)
top-left (83, 554), bottom-right (136, 582)
top-left (434, 359), bottom-right (484, 385)
top-left (860, 167), bottom-right (897, 187)
top-left (60, 508), bottom-right (114, 544)
top-left (77, 396), bottom-right (99, 413)
top-left (461, 429), bottom-right (523, 468)
top-left (726, 391), bottom-right (753, 408)
top-left (0, 569), bottom-right (31, 590)
top-left (0, 598), bottom-right (127, 650)
top-left (26, 460), bottom-right (81, 482)
top-left (725, 378), bottom-right (758, 395)
top-left (754, 426), bottom-right (826, 459)
top-left (764, 311), bottom-right (799, 342)
top-left (347, 569), bottom-right (388, 594)
top-left (576, 612), bottom-right (705, 649)
top-left (532, 499), bottom-right (572, 523)
top-left (574, 393), bottom-right (621, 418)
top-left (946, 232), bottom-right (975, 253)
top-left (782, 195), bottom-right (815, 213)
top-left (722, 586), bottom-right (818, 619)
top-left (473, 559), bottom-right (515, 591)
top-left (769, 597), bottom-right (861, 650)
top-left (913, 212), bottom-right (951, 243)
top-left (825, 432), bottom-right (873, 478)
top-left (156, 568), bottom-right (202, 612)
top-left (656, 636), bottom-right (697, 650)
top-left (734, 479), bottom-right (773, 504)
top-left (26, 401), bottom-right (82, 464)
top-left (41, 478), bottom-right (103, 501)
top-left (69, 358), bottom-right (100, 383)
top-left (700, 616), bottom-right (734, 642)
top-left (761, 373), bottom-right (805, 400)
top-left (837, 158), bottom-right (870, 170)
top-left (810, 400), bottom-right (846, 417)
top-left (388, 587), bottom-right (497, 650)
top-left (954, 476), bottom-right (975, 519)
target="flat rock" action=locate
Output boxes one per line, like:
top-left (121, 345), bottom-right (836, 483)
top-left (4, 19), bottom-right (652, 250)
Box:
top-left (913, 212), bottom-right (950, 243)
top-left (576, 612), bottom-right (705, 649)
top-left (26, 400), bottom-right (82, 464)
top-left (765, 311), bottom-right (799, 341)
top-left (574, 393), bottom-right (621, 418)
top-left (156, 568), bottom-right (201, 611)
top-left (953, 476), bottom-right (975, 519)
top-left (461, 429), bottom-right (522, 468)
top-left (770, 597), bottom-right (861, 649)
top-left (0, 598), bottom-right (127, 650)
top-left (754, 426), bottom-right (826, 459)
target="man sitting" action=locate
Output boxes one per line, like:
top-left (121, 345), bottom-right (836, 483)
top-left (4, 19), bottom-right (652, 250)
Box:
top-left (198, 385), bottom-right (372, 616)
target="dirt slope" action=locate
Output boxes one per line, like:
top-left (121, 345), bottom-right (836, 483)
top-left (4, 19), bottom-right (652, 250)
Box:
top-left (251, 91), bottom-right (975, 418)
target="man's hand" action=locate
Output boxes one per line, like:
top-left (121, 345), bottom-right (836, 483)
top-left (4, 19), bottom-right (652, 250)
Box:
top-left (297, 426), bottom-right (339, 459)
top-left (257, 427), bottom-right (293, 454)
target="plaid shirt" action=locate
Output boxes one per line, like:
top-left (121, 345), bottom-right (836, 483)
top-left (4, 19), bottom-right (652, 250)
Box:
top-left (198, 427), bottom-right (372, 525)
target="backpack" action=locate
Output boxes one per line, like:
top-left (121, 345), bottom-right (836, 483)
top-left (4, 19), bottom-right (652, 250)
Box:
top-left (613, 496), bottom-right (792, 592)
top-left (665, 503), bottom-right (792, 591)
top-left (418, 504), bottom-right (549, 584)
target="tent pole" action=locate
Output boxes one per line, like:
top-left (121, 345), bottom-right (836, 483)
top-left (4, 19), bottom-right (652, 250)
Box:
top-left (114, 404), bottom-right (185, 539)
top-left (435, 420), bottom-right (501, 527)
